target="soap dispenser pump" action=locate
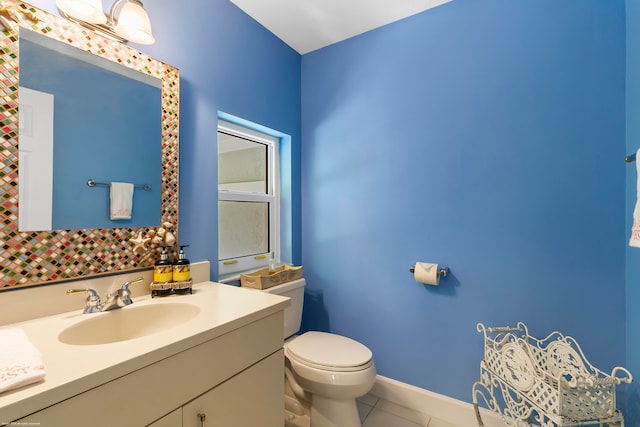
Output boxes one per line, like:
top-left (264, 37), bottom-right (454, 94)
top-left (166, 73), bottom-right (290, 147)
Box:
top-left (153, 246), bottom-right (173, 283)
top-left (173, 245), bottom-right (191, 282)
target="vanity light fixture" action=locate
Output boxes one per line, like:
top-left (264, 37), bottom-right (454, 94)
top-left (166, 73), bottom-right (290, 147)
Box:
top-left (56, 0), bottom-right (155, 44)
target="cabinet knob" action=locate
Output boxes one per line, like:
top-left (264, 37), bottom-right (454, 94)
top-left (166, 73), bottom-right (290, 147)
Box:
top-left (198, 412), bottom-right (206, 427)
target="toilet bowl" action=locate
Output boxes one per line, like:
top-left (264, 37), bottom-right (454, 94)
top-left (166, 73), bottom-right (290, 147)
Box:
top-left (285, 331), bottom-right (376, 427)
top-left (262, 278), bottom-right (376, 427)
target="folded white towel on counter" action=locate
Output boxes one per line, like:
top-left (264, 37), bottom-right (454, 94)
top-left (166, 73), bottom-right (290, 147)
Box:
top-left (631, 148), bottom-right (640, 247)
top-left (0, 329), bottom-right (45, 394)
top-left (110, 182), bottom-right (134, 220)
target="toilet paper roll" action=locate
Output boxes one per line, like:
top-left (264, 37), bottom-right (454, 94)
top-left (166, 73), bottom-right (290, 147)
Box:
top-left (414, 262), bottom-right (440, 286)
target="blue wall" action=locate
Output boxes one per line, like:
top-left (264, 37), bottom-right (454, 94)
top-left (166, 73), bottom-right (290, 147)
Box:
top-left (139, 0), bottom-right (303, 275)
top-left (301, 0), bottom-right (627, 405)
top-left (27, 0), bottom-right (634, 418)
top-left (627, 0), bottom-right (640, 423)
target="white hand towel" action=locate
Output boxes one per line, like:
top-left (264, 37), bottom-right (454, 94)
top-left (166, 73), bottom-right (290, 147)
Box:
top-left (110, 182), bottom-right (134, 220)
top-left (631, 149), bottom-right (640, 247)
top-left (0, 328), bottom-right (45, 394)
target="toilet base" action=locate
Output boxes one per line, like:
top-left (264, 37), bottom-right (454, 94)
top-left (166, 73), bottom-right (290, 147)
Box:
top-left (310, 395), bottom-right (361, 427)
top-left (285, 392), bottom-right (310, 427)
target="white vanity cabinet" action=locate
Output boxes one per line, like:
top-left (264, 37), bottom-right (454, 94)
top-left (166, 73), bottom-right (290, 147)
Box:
top-left (181, 350), bottom-right (283, 427)
top-left (16, 310), bottom-right (284, 427)
top-left (148, 351), bottom-right (284, 427)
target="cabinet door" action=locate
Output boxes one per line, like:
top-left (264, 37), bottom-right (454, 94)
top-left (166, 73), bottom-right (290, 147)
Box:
top-left (183, 350), bottom-right (283, 427)
top-left (147, 409), bottom-right (182, 427)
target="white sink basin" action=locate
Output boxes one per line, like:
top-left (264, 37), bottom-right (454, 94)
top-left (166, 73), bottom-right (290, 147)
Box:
top-left (58, 303), bottom-right (201, 345)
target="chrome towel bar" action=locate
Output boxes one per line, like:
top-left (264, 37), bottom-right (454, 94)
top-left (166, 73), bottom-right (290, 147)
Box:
top-left (86, 179), bottom-right (151, 191)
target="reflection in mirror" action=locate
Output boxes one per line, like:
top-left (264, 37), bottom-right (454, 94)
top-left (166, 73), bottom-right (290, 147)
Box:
top-left (0, 1), bottom-right (179, 289)
top-left (18, 28), bottom-right (162, 231)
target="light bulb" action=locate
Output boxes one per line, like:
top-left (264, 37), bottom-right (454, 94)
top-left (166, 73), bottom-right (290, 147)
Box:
top-left (114, 1), bottom-right (155, 45)
top-left (56, 0), bottom-right (107, 25)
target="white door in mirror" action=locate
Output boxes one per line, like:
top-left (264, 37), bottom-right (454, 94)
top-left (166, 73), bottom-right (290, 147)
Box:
top-left (18, 87), bottom-right (54, 232)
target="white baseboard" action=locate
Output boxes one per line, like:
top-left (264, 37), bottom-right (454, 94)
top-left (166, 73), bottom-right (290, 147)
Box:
top-left (369, 375), bottom-right (507, 427)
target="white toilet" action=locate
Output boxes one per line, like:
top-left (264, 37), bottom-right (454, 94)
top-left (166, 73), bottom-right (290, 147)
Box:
top-left (263, 278), bottom-right (376, 427)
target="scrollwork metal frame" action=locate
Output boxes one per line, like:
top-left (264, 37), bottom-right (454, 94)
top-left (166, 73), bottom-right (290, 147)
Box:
top-left (472, 322), bottom-right (632, 427)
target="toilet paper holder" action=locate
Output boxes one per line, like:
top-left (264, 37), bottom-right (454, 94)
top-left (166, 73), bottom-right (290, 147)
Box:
top-left (409, 265), bottom-right (450, 278)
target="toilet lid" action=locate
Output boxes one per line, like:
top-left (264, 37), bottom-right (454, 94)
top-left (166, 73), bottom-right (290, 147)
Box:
top-left (286, 331), bottom-right (373, 370)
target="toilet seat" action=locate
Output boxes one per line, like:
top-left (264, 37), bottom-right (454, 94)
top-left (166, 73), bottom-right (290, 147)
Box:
top-left (285, 331), bottom-right (373, 372)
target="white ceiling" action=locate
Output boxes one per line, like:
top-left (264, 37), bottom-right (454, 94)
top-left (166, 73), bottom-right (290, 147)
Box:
top-left (230, 0), bottom-right (453, 54)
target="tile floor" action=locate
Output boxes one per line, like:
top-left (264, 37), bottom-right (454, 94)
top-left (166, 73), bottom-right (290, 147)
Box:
top-left (357, 394), bottom-right (459, 427)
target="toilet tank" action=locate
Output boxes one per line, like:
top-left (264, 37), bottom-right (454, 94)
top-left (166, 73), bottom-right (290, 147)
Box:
top-left (263, 278), bottom-right (305, 338)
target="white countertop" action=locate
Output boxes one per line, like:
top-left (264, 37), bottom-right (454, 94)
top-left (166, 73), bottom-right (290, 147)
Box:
top-left (0, 281), bottom-right (289, 423)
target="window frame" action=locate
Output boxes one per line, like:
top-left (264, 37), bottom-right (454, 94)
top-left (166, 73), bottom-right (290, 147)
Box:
top-left (217, 119), bottom-right (280, 276)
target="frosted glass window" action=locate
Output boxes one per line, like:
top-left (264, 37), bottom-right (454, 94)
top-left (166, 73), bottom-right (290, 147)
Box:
top-left (217, 118), bottom-right (280, 276)
top-left (218, 132), bottom-right (267, 194)
top-left (218, 201), bottom-right (268, 260)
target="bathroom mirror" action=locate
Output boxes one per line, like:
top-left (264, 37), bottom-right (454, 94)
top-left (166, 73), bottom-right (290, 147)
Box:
top-left (18, 28), bottom-right (162, 231)
top-left (0, 1), bottom-right (180, 289)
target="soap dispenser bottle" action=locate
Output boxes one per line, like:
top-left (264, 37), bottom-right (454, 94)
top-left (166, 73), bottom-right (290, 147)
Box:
top-left (153, 246), bottom-right (173, 283)
top-left (173, 245), bottom-right (191, 282)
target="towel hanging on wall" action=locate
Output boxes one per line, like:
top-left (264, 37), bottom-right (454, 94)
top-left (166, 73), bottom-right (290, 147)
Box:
top-left (630, 149), bottom-right (640, 247)
top-left (110, 182), bottom-right (134, 220)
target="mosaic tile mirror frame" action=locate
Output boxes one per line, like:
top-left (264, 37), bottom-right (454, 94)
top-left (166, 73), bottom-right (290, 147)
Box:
top-left (0, 1), bottom-right (179, 289)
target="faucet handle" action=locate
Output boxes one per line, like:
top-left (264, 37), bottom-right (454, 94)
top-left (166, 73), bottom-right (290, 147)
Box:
top-left (121, 276), bottom-right (144, 292)
top-left (117, 277), bottom-right (144, 306)
top-left (66, 288), bottom-right (102, 313)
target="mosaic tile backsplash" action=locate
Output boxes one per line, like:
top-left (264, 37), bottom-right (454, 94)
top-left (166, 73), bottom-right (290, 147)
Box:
top-left (0, 2), bottom-right (179, 288)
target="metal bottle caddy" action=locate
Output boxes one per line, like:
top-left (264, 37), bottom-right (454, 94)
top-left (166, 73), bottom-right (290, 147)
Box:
top-left (472, 322), bottom-right (632, 427)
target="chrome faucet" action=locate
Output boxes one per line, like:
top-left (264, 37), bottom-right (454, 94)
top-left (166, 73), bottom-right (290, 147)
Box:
top-left (67, 277), bottom-right (144, 313)
top-left (66, 288), bottom-right (103, 313)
